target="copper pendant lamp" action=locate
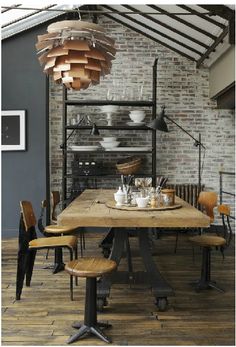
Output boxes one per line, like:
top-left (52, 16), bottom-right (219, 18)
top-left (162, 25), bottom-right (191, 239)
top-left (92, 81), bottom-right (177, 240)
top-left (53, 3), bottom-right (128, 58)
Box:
top-left (35, 20), bottom-right (116, 90)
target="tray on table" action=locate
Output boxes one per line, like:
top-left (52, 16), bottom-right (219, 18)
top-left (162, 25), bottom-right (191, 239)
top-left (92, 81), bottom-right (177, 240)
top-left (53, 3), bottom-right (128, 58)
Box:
top-left (105, 200), bottom-right (182, 211)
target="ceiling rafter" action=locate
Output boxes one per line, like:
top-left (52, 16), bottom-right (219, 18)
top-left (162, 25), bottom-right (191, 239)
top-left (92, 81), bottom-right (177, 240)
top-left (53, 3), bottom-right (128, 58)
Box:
top-left (196, 26), bottom-right (229, 68)
top-left (2, 4), bottom-right (57, 28)
top-left (199, 5), bottom-right (235, 44)
top-left (1, 3), bottom-right (21, 13)
top-left (120, 4), bottom-right (208, 49)
top-left (178, 5), bottom-right (226, 29)
top-left (2, 4), bottom-right (233, 67)
top-left (103, 12), bottom-right (196, 62)
top-left (199, 5), bottom-right (234, 20)
top-left (148, 5), bottom-right (217, 40)
top-left (104, 5), bottom-right (201, 57)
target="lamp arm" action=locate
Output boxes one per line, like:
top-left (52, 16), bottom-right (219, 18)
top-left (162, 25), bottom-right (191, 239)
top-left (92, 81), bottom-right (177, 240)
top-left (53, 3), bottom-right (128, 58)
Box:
top-left (165, 115), bottom-right (206, 149)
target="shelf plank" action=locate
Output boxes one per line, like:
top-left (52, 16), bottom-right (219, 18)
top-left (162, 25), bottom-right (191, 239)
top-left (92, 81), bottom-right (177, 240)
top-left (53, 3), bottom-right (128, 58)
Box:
top-left (65, 100), bottom-right (153, 107)
top-left (64, 174), bottom-right (154, 179)
top-left (66, 150), bottom-right (153, 153)
top-left (66, 125), bottom-right (152, 130)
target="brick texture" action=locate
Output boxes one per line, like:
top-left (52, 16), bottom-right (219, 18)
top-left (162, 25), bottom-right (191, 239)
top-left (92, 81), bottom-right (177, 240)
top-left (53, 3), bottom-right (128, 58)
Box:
top-left (49, 17), bottom-right (235, 226)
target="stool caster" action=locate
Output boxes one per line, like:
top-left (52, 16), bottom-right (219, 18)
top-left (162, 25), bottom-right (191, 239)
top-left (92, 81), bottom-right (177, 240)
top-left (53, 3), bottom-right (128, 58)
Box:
top-left (155, 297), bottom-right (168, 311)
top-left (97, 297), bottom-right (108, 312)
top-left (102, 247), bottom-right (111, 258)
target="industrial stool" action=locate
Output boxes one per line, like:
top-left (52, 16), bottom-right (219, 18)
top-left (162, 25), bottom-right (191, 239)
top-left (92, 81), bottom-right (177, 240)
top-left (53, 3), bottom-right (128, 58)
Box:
top-left (189, 235), bottom-right (226, 292)
top-left (65, 258), bottom-right (117, 344)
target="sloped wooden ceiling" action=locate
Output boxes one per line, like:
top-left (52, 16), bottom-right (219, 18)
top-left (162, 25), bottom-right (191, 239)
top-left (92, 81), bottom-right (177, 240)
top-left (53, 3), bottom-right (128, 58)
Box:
top-left (1, 4), bottom-right (235, 68)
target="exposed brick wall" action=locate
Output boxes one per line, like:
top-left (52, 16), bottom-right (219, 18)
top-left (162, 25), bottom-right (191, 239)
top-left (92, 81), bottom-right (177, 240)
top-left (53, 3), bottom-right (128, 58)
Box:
top-left (49, 16), bottom-right (235, 225)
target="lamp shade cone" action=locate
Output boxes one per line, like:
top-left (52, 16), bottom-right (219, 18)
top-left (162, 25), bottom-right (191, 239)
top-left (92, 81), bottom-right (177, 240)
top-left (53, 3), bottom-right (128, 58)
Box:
top-left (148, 107), bottom-right (169, 132)
top-left (90, 123), bottom-right (100, 135)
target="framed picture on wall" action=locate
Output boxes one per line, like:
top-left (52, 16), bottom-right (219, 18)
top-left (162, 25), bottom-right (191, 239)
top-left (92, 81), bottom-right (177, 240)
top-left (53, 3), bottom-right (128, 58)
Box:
top-left (1, 110), bottom-right (26, 151)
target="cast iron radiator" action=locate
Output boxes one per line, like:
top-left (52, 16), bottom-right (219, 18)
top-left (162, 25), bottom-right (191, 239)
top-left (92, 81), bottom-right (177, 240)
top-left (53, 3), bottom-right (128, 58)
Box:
top-left (166, 183), bottom-right (205, 209)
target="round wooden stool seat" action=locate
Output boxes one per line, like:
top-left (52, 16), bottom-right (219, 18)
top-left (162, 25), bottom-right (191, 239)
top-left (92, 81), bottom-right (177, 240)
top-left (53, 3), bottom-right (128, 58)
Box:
top-left (65, 258), bottom-right (117, 278)
top-left (44, 224), bottom-right (76, 235)
top-left (189, 235), bottom-right (226, 248)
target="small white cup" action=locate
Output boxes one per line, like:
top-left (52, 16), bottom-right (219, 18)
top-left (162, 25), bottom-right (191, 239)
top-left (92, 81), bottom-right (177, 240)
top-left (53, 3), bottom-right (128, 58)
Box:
top-left (136, 196), bottom-right (149, 208)
top-left (114, 192), bottom-right (125, 206)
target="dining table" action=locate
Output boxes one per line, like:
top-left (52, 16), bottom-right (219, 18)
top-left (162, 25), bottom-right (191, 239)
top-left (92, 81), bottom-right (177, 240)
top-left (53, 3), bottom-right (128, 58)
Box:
top-left (58, 189), bottom-right (210, 311)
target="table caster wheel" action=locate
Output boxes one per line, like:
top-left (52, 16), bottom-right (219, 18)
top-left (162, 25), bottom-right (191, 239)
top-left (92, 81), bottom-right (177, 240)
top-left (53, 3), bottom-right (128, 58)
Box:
top-left (102, 247), bottom-right (111, 258)
top-left (97, 297), bottom-right (107, 311)
top-left (156, 297), bottom-right (168, 311)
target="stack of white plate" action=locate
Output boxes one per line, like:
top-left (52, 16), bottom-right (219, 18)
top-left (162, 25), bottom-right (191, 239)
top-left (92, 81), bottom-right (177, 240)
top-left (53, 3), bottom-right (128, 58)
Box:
top-left (128, 110), bottom-right (146, 125)
top-left (99, 137), bottom-right (120, 149)
top-left (69, 145), bottom-right (99, 151)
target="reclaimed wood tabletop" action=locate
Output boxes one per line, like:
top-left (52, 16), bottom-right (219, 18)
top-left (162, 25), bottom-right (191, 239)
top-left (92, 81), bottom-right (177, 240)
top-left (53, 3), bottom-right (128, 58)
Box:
top-left (58, 189), bottom-right (210, 228)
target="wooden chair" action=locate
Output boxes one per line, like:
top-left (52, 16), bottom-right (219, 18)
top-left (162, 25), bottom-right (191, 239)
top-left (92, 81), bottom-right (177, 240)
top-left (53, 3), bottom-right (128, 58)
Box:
top-left (51, 191), bottom-right (61, 224)
top-left (16, 201), bottom-right (78, 301)
top-left (189, 204), bottom-right (232, 292)
top-left (65, 258), bottom-right (117, 344)
top-left (174, 191), bottom-right (218, 253)
top-left (51, 191), bottom-right (86, 254)
top-left (38, 200), bottom-right (80, 274)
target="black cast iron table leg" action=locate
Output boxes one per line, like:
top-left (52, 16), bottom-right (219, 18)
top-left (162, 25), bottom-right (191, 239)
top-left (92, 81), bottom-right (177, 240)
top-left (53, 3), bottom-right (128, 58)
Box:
top-left (97, 228), bottom-right (127, 310)
top-left (99, 228), bottom-right (114, 258)
top-left (138, 229), bottom-right (174, 311)
top-left (97, 228), bottom-right (174, 312)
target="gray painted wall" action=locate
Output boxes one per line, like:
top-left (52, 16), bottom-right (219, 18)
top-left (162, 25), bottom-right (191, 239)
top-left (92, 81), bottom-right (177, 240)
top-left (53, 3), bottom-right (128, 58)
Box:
top-left (2, 25), bottom-right (48, 238)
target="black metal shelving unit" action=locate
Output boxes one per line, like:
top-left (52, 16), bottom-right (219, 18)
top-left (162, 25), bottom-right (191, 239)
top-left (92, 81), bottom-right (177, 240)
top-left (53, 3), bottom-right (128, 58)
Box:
top-left (61, 58), bottom-right (158, 201)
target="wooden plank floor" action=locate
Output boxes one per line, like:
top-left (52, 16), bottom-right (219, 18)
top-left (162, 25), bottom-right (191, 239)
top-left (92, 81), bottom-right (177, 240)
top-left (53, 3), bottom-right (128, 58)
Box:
top-left (2, 231), bottom-right (235, 346)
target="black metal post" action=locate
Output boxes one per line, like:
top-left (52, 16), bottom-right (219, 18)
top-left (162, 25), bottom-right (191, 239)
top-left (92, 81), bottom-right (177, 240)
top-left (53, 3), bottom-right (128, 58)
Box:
top-left (152, 58), bottom-right (158, 187)
top-left (198, 133), bottom-right (201, 194)
top-left (62, 86), bottom-right (67, 204)
top-left (84, 278), bottom-right (97, 326)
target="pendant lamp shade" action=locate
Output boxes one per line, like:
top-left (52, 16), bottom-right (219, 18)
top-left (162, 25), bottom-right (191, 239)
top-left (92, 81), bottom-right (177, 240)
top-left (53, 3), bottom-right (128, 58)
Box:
top-left (36, 20), bottom-right (116, 91)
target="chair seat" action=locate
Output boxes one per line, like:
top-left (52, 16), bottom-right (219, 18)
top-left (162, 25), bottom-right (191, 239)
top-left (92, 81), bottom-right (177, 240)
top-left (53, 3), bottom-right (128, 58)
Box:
top-left (44, 224), bottom-right (76, 234)
top-left (29, 235), bottom-right (78, 249)
top-left (189, 235), bottom-right (226, 247)
top-left (65, 258), bottom-right (117, 278)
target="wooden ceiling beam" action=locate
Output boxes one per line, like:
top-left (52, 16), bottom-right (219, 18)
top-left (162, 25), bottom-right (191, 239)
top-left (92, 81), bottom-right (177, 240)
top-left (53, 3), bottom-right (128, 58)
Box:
top-left (199, 5), bottom-right (234, 20)
top-left (199, 4), bottom-right (235, 44)
top-left (103, 5), bottom-right (201, 57)
top-left (178, 5), bottom-right (226, 29)
top-left (119, 4), bottom-right (208, 49)
top-left (196, 26), bottom-right (229, 67)
top-left (1, 3), bottom-right (21, 13)
top-left (148, 5), bottom-right (217, 40)
top-left (104, 13), bottom-right (196, 62)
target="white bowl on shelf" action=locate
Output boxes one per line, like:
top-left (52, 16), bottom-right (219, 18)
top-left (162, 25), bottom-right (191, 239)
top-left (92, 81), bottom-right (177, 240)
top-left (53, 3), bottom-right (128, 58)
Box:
top-left (130, 110), bottom-right (145, 114)
top-left (129, 111), bottom-right (146, 123)
top-left (99, 141), bottom-right (120, 149)
top-left (102, 137), bottom-right (117, 142)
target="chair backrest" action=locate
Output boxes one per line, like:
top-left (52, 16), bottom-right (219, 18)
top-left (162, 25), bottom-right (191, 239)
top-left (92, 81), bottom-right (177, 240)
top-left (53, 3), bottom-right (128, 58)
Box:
top-left (37, 200), bottom-right (47, 236)
top-left (197, 191), bottom-right (218, 223)
top-left (218, 204), bottom-right (232, 247)
top-left (20, 201), bottom-right (36, 231)
top-left (51, 191), bottom-right (60, 222)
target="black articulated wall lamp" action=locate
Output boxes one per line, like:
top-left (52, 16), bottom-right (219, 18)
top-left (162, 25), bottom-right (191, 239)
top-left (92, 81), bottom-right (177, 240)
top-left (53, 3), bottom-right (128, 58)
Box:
top-left (148, 105), bottom-right (206, 192)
